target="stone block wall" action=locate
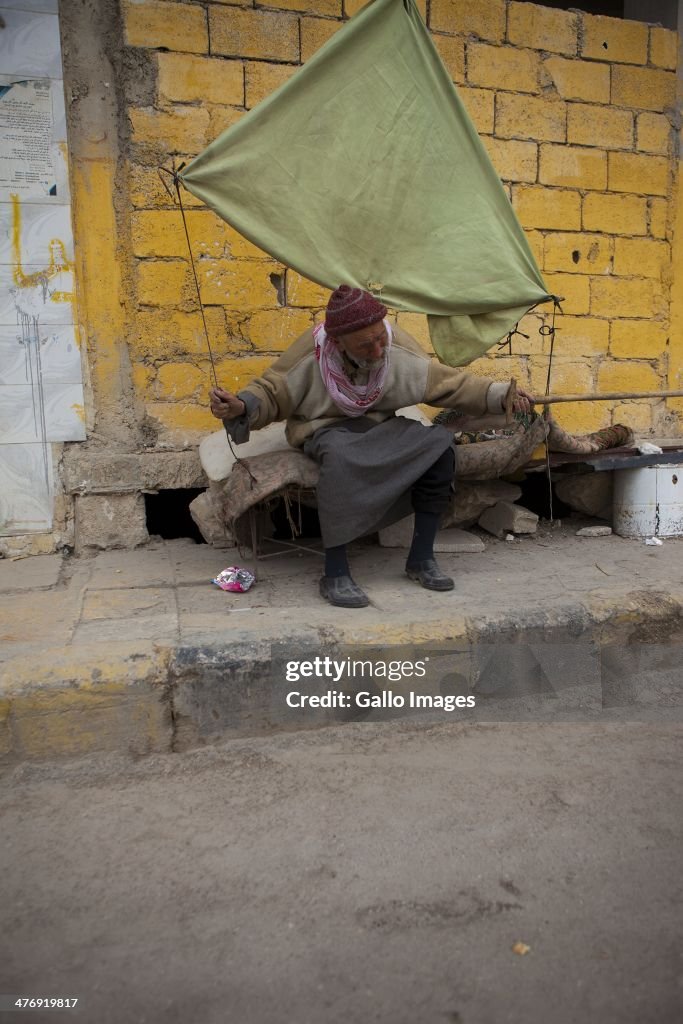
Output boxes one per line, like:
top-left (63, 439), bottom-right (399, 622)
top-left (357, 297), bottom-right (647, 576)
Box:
top-left (16, 0), bottom-right (673, 557)
top-left (118, 0), bottom-right (681, 441)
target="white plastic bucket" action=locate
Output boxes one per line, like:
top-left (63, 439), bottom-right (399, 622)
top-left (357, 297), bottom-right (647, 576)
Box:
top-left (612, 465), bottom-right (683, 537)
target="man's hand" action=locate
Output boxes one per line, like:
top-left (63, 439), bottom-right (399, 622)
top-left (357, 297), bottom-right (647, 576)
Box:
top-left (209, 387), bottom-right (246, 421)
top-left (510, 386), bottom-right (535, 416)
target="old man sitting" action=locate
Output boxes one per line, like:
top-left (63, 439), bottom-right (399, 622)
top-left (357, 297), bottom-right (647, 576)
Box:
top-left (210, 285), bottom-right (532, 608)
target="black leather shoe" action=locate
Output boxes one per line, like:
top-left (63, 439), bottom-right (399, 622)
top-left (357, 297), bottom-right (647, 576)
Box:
top-left (405, 559), bottom-right (454, 591)
top-left (319, 575), bottom-right (370, 608)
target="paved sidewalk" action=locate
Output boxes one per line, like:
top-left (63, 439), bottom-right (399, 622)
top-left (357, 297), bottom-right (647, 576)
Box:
top-left (1, 524), bottom-right (682, 760)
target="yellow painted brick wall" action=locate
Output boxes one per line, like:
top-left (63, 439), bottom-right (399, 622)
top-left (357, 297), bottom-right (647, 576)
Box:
top-left (121, 0), bottom-right (681, 439)
top-left (123, 0), bottom-right (208, 54)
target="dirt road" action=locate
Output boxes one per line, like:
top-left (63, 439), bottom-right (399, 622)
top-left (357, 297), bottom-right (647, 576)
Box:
top-left (1, 721), bottom-right (681, 1024)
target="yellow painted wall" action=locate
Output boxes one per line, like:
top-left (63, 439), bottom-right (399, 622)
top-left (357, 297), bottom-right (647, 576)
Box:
top-left (120, 0), bottom-right (681, 438)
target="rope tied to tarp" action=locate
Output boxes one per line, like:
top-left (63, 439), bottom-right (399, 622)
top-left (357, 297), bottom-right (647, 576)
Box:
top-left (158, 164), bottom-right (258, 489)
top-left (499, 298), bottom-right (564, 522)
top-left (541, 297), bottom-right (563, 522)
top-left (498, 323), bottom-right (529, 355)
top-left (541, 297), bottom-right (563, 397)
top-left (497, 295), bottom-right (563, 356)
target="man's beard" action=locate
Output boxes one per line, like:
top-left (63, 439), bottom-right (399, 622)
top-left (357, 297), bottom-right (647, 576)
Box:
top-left (355, 353), bottom-right (386, 370)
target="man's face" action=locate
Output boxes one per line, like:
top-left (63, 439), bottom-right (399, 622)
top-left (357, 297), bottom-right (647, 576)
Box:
top-left (337, 322), bottom-right (388, 368)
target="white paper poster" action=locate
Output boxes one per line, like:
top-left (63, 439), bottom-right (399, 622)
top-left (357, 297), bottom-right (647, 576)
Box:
top-left (0, 78), bottom-right (56, 198)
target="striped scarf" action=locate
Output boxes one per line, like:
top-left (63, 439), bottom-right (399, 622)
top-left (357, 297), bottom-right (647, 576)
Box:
top-left (313, 321), bottom-right (392, 417)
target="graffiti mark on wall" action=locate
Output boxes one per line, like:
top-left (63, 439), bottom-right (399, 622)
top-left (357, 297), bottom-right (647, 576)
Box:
top-left (0, 193), bottom-right (84, 533)
top-left (8, 193), bottom-right (78, 490)
top-left (11, 193), bottom-right (74, 298)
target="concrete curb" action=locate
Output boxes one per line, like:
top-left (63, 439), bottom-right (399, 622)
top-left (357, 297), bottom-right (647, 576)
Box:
top-left (2, 588), bottom-right (681, 762)
top-left (1, 643), bottom-right (173, 761)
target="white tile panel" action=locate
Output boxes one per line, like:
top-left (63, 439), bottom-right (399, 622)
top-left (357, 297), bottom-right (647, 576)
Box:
top-left (0, 1), bottom-right (85, 537)
top-left (0, 201), bottom-right (74, 264)
top-left (0, 439), bottom-right (54, 534)
top-left (2, 2), bottom-right (59, 14)
top-left (0, 8), bottom-right (62, 79)
top-left (0, 323), bottom-right (81, 384)
top-left (0, 380), bottom-right (85, 442)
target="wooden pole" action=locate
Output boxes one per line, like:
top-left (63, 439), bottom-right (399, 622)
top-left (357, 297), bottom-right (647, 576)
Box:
top-left (506, 378), bottom-right (683, 422)
top-left (538, 389), bottom-right (683, 404)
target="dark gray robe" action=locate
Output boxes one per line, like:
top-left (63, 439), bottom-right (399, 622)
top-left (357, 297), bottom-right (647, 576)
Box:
top-left (303, 415), bottom-right (454, 548)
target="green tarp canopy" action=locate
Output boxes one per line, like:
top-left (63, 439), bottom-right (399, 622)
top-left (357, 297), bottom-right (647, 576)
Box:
top-left (180, 0), bottom-right (553, 366)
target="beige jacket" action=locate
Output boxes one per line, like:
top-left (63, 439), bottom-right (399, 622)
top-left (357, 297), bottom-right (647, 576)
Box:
top-left (237, 324), bottom-right (507, 449)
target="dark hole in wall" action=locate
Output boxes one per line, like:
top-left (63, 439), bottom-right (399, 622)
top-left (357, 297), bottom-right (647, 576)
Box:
top-left (145, 488), bottom-right (207, 543)
top-left (269, 273), bottom-right (286, 306)
top-left (535, 0), bottom-right (624, 15)
top-left (534, 1), bottom-right (677, 25)
top-left (516, 472), bottom-right (574, 521)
